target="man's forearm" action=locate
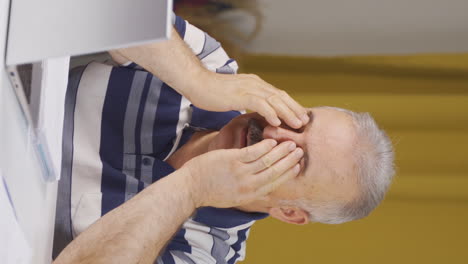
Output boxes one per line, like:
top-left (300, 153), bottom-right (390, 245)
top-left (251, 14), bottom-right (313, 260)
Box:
top-left (109, 27), bottom-right (209, 101)
top-left (54, 167), bottom-right (196, 264)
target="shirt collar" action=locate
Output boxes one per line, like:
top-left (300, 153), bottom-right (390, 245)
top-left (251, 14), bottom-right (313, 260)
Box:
top-left (190, 105), bottom-right (241, 131)
top-left (194, 207), bottom-right (268, 228)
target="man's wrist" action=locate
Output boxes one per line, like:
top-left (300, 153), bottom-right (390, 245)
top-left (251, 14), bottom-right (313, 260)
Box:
top-left (183, 66), bottom-right (214, 102)
top-left (177, 164), bottom-right (203, 209)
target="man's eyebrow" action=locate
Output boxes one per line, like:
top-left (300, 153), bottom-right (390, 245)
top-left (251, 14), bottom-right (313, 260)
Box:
top-left (302, 151), bottom-right (309, 176)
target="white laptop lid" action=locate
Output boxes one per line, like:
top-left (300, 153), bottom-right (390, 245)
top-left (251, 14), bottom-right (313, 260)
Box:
top-left (6, 0), bottom-right (172, 65)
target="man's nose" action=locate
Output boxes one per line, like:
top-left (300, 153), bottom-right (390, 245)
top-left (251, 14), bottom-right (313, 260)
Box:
top-left (263, 125), bottom-right (303, 146)
top-left (263, 126), bottom-right (286, 141)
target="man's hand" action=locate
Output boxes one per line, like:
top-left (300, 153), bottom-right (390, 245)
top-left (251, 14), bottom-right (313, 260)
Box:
top-left (184, 139), bottom-right (304, 208)
top-left (186, 70), bottom-right (309, 129)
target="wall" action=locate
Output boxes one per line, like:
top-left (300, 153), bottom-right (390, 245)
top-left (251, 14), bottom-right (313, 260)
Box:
top-left (240, 53), bottom-right (468, 263)
top-left (245, 0), bottom-right (468, 56)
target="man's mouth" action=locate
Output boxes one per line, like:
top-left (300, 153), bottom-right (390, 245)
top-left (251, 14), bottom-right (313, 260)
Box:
top-left (246, 119), bottom-right (264, 146)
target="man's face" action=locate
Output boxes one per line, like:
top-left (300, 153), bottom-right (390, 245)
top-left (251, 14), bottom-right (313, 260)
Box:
top-left (209, 107), bottom-right (359, 206)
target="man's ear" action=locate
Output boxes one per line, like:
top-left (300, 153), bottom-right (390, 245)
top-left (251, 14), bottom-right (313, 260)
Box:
top-left (269, 207), bottom-right (309, 225)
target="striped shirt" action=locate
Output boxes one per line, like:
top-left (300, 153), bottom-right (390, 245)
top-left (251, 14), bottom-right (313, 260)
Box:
top-left (53, 16), bottom-right (268, 264)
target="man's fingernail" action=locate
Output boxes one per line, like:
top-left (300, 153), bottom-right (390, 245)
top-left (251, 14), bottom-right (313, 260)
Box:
top-left (294, 164), bottom-right (301, 174)
top-left (274, 118), bottom-right (281, 126)
top-left (294, 119), bottom-right (302, 127)
top-left (295, 148), bottom-right (304, 157)
top-left (269, 140), bottom-right (278, 147)
top-left (288, 142), bottom-right (296, 151)
top-left (301, 113), bottom-right (309, 124)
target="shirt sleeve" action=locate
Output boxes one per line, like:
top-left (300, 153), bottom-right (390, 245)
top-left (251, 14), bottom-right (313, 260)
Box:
top-left (178, 16), bottom-right (238, 74)
top-left (117, 15), bottom-right (238, 76)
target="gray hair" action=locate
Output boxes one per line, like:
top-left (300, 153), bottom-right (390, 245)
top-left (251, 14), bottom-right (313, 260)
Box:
top-left (281, 107), bottom-right (395, 224)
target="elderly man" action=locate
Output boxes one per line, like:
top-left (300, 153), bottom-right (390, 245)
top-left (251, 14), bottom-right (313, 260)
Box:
top-left (53, 15), bottom-right (394, 264)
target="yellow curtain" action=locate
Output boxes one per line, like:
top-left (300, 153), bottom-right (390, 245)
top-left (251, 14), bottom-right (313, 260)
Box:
top-left (240, 54), bottom-right (468, 264)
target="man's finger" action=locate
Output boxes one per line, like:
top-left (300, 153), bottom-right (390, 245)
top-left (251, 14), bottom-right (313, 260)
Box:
top-left (252, 147), bottom-right (303, 186)
top-left (267, 95), bottom-right (302, 129)
top-left (238, 139), bottom-right (278, 163)
top-left (256, 163), bottom-right (301, 197)
top-left (248, 141), bottom-right (296, 172)
top-left (250, 97), bottom-right (281, 127)
top-left (281, 93), bottom-right (310, 125)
